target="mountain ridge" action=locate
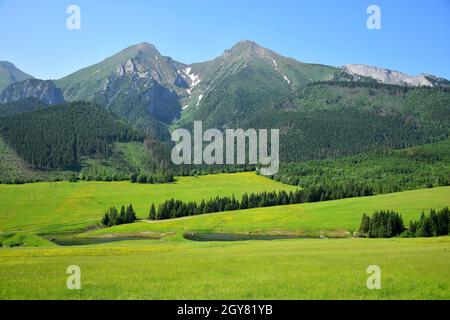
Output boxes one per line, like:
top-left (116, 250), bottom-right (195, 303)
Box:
top-left (342, 64), bottom-right (450, 87)
top-left (0, 61), bottom-right (34, 93)
top-left (1, 41), bottom-right (449, 133)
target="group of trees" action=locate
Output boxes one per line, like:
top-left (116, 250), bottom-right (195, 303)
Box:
top-left (129, 172), bottom-right (174, 184)
top-left (101, 204), bottom-right (137, 227)
top-left (359, 207), bottom-right (450, 238)
top-left (359, 211), bottom-right (405, 238)
top-left (407, 207), bottom-right (450, 238)
top-left (149, 183), bottom-right (373, 221)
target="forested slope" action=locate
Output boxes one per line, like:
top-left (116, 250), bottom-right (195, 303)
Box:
top-left (0, 102), bottom-right (144, 170)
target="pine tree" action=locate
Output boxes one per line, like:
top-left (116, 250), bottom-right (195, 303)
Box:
top-left (359, 214), bottom-right (370, 235)
top-left (126, 204), bottom-right (137, 223)
top-left (417, 213), bottom-right (432, 237)
top-left (118, 206), bottom-right (126, 225)
top-left (149, 204), bottom-right (156, 220)
top-left (101, 211), bottom-right (110, 226)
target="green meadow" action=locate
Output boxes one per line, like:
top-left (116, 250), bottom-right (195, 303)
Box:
top-left (0, 172), bottom-right (449, 300)
top-left (88, 186), bottom-right (450, 238)
top-left (0, 237), bottom-right (449, 299)
top-left (0, 172), bottom-right (295, 233)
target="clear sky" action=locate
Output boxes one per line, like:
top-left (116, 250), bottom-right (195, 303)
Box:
top-left (0, 0), bottom-right (449, 80)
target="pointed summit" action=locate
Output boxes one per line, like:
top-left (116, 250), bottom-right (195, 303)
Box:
top-left (119, 42), bottom-right (160, 58)
top-left (225, 40), bottom-right (271, 58)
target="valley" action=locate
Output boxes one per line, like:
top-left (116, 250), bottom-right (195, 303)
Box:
top-left (0, 40), bottom-right (449, 301)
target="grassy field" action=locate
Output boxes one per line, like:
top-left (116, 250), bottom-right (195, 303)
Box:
top-left (0, 237), bottom-right (449, 299)
top-left (0, 173), bottom-right (449, 300)
top-left (0, 172), bottom-right (295, 233)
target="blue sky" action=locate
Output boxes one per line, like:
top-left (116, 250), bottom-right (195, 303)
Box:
top-left (0, 0), bottom-right (449, 80)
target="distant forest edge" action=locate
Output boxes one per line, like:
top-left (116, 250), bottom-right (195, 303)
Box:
top-left (0, 81), bottom-right (449, 187)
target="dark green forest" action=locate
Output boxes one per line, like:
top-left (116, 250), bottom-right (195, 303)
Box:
top-left (0, 102), bottom-right (144, 170)
top-left (247, 82), bottom-right (450, 162)
top-left (359, 207), bottom-right (450, 238)
top-left (274, 138), bottom-right (450, 193)
top-left (0, 98), bottom-right (49, 117)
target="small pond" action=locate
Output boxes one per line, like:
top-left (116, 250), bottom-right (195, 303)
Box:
top-left (47, 236), bottom-right (156, 246)
top-left (184, 233), bottom-right (319, 242)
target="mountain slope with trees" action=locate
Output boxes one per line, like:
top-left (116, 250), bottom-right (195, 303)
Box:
top-left (274, 138), bottom-right (450, 193)
top-left (0, 102), bottom-right (144, 170)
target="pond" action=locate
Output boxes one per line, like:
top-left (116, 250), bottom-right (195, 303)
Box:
top-left (47, 235), bottom-right (157, 246)
top-left (183, 233), bottom-right (319, 242)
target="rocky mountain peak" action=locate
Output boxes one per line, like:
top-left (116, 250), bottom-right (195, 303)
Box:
top-left (224, 40), bottom-right (272, 59)
top-left (341, 64), bottom-right (448, 87)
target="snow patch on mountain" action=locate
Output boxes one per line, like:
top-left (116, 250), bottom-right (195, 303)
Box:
top-left (197, 94), bottom-right (203, 106)
top-left (184, 67), bottom-right (201, 87)
top-left (283, 76), bottom-right (291, 85)
top-left (270, 58), bottom-right (291, 86)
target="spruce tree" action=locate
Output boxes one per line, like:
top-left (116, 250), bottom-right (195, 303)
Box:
top-left (149, 204), bottom-right (156, 220)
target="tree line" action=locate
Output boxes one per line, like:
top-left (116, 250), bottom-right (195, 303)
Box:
top-left (101, 205), bottom-right (137, 227)
top-left (407, 207), bottom-right (450, 238)
top-left (129, 172), bottom-right (174, 184)
top-left (149, 183), bottom-right (373, 221)
top-left (359, 207), bottom-right (449, 238)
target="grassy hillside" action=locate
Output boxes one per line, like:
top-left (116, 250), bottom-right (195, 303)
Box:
top-left (0, 237), bottom-right (448, 299)
top-left (87, 187), bottom-right (450, 238)
top-left (0, 136), bottom-right (46, 183)
top-left (0, 172), bottom-right (295, 233)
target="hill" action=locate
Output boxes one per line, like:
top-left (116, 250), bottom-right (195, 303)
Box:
top-left (0, 172), bottom-right (295, 233)
top-left (0, 101), bottom-right (143, 170)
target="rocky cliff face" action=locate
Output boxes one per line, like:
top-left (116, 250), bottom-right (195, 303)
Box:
top-left (0, 79), bottom-right (64, 105)
top-left (341, 64), bottom-right (449, 87)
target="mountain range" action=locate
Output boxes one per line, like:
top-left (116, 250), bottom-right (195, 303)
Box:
top-left (1, 41), bottom-right (449, 129)
top-left (0, 40), bottom-right (449, 181)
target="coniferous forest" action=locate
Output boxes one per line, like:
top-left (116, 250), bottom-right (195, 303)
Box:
top-left (359, 207), bottom-right (450, 238)
top-left (0, 102), bottom-right (144, 170)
